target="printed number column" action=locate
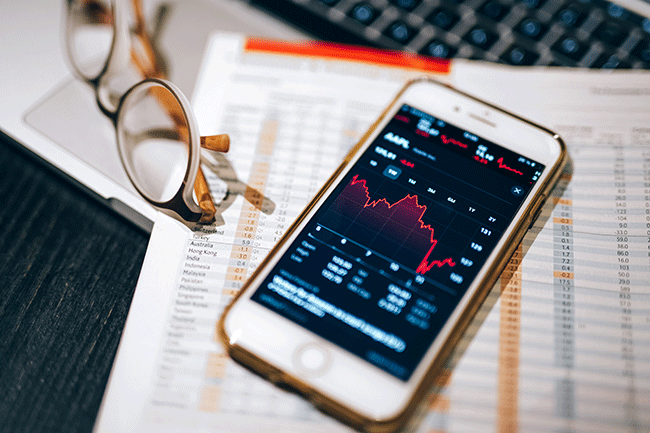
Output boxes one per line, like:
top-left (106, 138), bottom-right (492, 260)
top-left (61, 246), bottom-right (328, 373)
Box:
top-left (552, 173), bottom-right (575, 421)
top-left (497, 245), bottom-right (522, 433)
top-left (224, 115), bottom-right (278, 298)
top-left (616, 146), bottom-right (637, 429)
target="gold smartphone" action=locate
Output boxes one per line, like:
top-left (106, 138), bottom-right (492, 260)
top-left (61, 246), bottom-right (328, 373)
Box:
top-left (219, 78), bottom-right (567, 432)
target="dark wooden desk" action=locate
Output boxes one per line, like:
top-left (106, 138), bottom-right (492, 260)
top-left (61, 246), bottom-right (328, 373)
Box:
top-left (0, 133), bottom-right (148, 433)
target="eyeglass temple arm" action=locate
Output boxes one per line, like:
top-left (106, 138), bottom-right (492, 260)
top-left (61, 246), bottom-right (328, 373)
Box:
top-left (200, 134), bottom-right (230, 153)
top-left (129, 0), bottom-right (165, 79)
top-left (194, 167), bottom-right (215, 223)
top-left (193, 135), bottom-right (230, 223)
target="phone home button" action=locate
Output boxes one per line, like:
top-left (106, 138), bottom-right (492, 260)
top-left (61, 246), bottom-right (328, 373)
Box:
top-left (293, 343), bottom-right (332, 377)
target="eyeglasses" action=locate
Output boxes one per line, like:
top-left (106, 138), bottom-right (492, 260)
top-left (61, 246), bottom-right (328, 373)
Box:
top-left (65, 0), bottom-right (229, 223)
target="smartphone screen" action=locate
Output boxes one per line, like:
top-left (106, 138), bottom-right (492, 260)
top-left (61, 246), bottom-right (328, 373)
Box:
top-left (250, 104), bottom-right (545, 381)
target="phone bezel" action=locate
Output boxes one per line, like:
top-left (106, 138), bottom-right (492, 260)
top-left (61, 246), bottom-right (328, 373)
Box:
top-left (219, 78), bottom-right (567, 431)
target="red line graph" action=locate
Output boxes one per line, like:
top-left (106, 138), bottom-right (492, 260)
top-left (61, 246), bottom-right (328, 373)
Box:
top-left (416, 243), bottom-right (456, 273)
top-left (346, 175), bottom-right (455, 274)
top-left (440, 135), bottom-right (468, 148)
top-left (496, 157), bottom-right (523, 175)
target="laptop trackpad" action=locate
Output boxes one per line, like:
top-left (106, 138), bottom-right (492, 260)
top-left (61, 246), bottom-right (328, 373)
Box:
top-left (24, 79), bottom-right (134, 191)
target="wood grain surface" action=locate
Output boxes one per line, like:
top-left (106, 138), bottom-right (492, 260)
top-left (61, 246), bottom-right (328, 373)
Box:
top-left (0, 133), bottom-right (148, 433)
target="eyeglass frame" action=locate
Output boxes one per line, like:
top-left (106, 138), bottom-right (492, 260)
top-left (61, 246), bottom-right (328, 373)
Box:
top-left (64, 0), bottom-right (228, 223)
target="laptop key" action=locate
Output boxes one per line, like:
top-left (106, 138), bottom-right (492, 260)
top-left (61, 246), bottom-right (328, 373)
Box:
top-left (500, 45), bottom-right (539, 65)
top-left (390, 0), bottom-right (421, 11)
top-left (555, 4), bottom-right (587, 28)
top-left (420, 39), bottom-right (458, 58)
top-left (517, 17), bottom-right (548, 41)
top-left (385, 21), bottom-right (417, 44)
top-left (479, 0), bottom-right (510, 21)
top-left (464, 26), bottom-right (499, 50)
top-left (552, 35), bottom-right (589, 61)
top-left (594, 21), bottom-right (628, 47)
top-left (428, 8), bottom-right (461, 31)
top-left (605, 2), bottom-right (629, 20)
top-left (520, 0), bottom-right (545, 9)
top-left (350, 3), bottom-right (378, 25)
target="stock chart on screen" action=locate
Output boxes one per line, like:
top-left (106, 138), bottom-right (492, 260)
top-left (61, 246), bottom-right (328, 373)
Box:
top-left (252, 105), bottom-right (544, 379)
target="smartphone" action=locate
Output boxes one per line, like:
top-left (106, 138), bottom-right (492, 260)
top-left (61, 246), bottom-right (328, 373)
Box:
top-left (218, 78), bottom-right (567, 432)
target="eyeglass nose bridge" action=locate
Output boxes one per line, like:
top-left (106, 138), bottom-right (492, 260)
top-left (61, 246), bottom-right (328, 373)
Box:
top-left (94, 69), bottom-right (136, 120)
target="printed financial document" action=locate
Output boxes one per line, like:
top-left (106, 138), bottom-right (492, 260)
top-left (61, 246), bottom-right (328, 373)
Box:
top-left (95, 34), bottom-right (650, 433)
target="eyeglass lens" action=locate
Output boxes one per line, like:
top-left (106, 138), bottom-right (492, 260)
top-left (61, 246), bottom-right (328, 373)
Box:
top-left (117, 82), bottom-right (192, 204)
top-left (67, 0), bottom-right (115, 80)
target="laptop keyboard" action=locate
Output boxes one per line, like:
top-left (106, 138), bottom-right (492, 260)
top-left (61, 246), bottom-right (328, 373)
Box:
top-left (250, 0), bottom-right (650, 68)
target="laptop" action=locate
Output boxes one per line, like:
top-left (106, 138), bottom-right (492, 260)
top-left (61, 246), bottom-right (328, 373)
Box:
top-left (2, 0), bottom-right (649, 232)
